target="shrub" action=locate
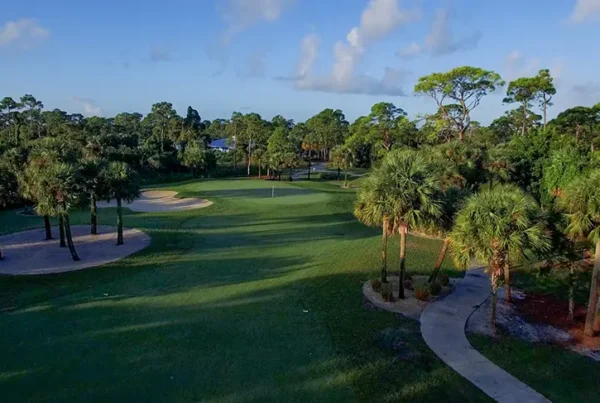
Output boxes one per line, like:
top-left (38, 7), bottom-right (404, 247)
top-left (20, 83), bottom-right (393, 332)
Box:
top-left (381, 282), bottom-right (395, 302)
top-left (371, 279), bottom-right (382, 293)
top-left (404, 279), bottom-right (414, 291)
top-left (429, 281), bottom-right (442, 296)
top-left (414, 285), bottom-right (430, 301)
top-left (317, 171), bottom-right (339, 180)
top-left (439, 273), bottom-right (450, 287)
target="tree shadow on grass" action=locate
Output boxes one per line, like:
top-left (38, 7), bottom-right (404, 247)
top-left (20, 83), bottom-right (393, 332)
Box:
top-left (0, 268), bottom-right (490, 403)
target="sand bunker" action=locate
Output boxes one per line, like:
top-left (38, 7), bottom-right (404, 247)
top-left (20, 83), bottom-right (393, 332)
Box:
top-left (0, 225), bottom-right (150, 275)
top-left (97, 190), bottom-right (212, 213)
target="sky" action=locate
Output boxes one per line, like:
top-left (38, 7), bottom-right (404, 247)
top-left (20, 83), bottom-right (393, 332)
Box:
top-left (1, 0), bottom-right (599, 125)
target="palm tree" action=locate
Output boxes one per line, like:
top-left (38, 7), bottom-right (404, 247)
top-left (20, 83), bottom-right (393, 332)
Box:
top-left (51, 163), bottom-right (83, 261)
top-left (283, 152), bottom-right (300, 181)
top-left (253, 148), bottom-right (267, 178)
top-left (560, 171), bottom-right (600, 336)
top-left (330, 146), bottom-right (354, 188)
top-left (376, 150), bottom-right (443, 298)
top-left (427, 187), bottom-right (470, 284)
top-left (354, 175), bottom-right (396, 283)
top-left (450, 184), bottom-right (549, 335)
top-left (103, 162), bottom-right (140, 245)
top-left (19, 153), bottom-right (54, 241)
top-left (79, 157), bottom-right (106, 235)
top-left (29, 159), bottom-right (83, 261)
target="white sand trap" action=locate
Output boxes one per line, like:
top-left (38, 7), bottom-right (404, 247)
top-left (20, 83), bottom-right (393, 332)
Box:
top-left (97, 190), bottom-right (213, 213)
top-left (0, 225), bottom-right (150, 275)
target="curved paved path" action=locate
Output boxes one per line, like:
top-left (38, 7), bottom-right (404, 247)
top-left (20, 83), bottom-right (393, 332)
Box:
top-left (421, 268), bottom-right (551, 402)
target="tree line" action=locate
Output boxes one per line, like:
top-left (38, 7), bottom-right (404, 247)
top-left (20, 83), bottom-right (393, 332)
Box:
top-left (1, 65), bottom-right (600, 335)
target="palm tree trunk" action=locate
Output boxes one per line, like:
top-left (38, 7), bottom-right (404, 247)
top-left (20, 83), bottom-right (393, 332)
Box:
top-left (63, 214), bottom-right (80, 261)
top-left (584, 240), bottom-right (600, 336)
top-left (307, 158), bottom-right (311, 180)
top-left (543, 104), bottom-right (547, 129)
top-left (398, 225), bottom-right (407, 299)
top-left (344, 170), bottom-right (348, 188)
top-left (337, 167), bottom-right (341, 181)
top-left (59, 215), bottom-right (66, 247)
top-left (491, 269), bottom-right (499, 336)
top-left (504, 260), bottom-right (512, 303)
top-left (594, 296), bottom-right (600, 333)
top-left (116, 196), bottom-right (124, 246)
top-left (381, 218), bottom-right (388, 283)
top-left (258, 165), bottom-right (262, 178)
top-left (428, 238), bottom-right (449, 283)
top-left (90, 193), bottom-right (98, 235)
top-left (44, 215), bottom-right (52, 240)
top-left (568, 263), bottom-right (575, 321)
top-left (289, 168), bottom-right (292, 181)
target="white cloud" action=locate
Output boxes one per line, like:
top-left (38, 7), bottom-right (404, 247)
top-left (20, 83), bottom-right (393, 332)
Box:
top-left (0, 18), bottom-right (49, 48)
top-left (397, 8), bottom-right (480, 59)
top-left (503, 50), bottom-right (541, 81)
top-left (296, 33), bottom-right (320, 79)
top-left (220, 0), bottom-right (292, 45)
top-left (503, 51), bottom-right (566, 89)
top-left (211, 0), bottom-right (293, 72)
top-left (73, 97), bottom-right (103, 117)
top-left (296, 67), bottom-right (410, 96)
top-left (425, 9), bottom-right (481, 55)
top-left (241, 48), bottom-right (268, 78)
top-left (292, 0), bottom-right (417, 96)
top-left (569, 0), bottom-right (600, 23)
top-left (397, 42), bottom-right (422, 58)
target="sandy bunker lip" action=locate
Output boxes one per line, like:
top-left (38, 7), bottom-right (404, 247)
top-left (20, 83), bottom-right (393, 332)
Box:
top-left (97, 190), bottom-right (213, 213)
top-left (0, 225), bottom-right (151, 275)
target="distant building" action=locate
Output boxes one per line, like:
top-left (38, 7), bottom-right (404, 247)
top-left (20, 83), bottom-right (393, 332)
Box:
top-left (208, 139), bottom-right (231, 152)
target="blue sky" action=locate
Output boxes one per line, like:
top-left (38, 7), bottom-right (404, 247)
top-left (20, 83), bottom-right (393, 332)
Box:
top-left (1, 0), bottom-right (599, 124)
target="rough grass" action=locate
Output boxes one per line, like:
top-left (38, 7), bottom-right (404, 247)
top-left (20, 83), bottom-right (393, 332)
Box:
top-left (469, 332), bottom-right (600, 403)
top-left (0, 179), bottom-right (488, 402)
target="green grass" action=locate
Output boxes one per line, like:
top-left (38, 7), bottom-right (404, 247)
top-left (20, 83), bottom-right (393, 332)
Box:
top-left (0, 179), bottom-right (489, 402)
top-left (469, 333), bottom-right (600, 403)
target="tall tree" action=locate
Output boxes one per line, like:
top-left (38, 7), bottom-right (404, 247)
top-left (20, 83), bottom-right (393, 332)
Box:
top-left (502, 69), bottom-right (556, 131)
top-left (450, 185), bottom-right (549, 334)
top-left (560, 171), bottom-right (600, 336)
top-left (181, 141), bottom-right (210, 178)
top-left (354, 174), bottom-right (395, 283)
top-left (551, 106), bottom-right (597, 149)
top-left (533, 69), bottom-right (556, 128)
top-left (376, 150), bottom-right (443, 298)
top-left (79, 156), bottom-right (107, 235)
top-left (0, 97), bottom-right (20, 144)
top-left (306, 109), bottom-right (348, 159)
top-left (415, 67), bottom-right (504, 141)
top-left (20, 94), bottom-right (44, 139)
top-left (226, 112), bottom-right (245, 170)
top-left (367, 102), bottom-right (411, 153)
top-left (103, 162), bottom-right (141, 245)
top-left (146, 102), bottom-right (178, 152)
top-left (242, 113), bottom-right (268, 176)
top-left (329, 145), bottom-right (353, 187)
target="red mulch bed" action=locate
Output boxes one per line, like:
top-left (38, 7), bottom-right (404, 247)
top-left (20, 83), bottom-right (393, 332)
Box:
top-left (514, 293), bottom-right (600, 350)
